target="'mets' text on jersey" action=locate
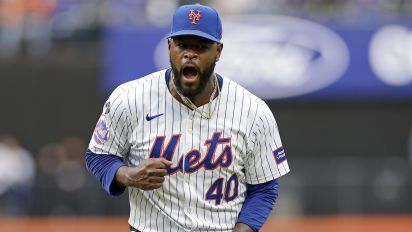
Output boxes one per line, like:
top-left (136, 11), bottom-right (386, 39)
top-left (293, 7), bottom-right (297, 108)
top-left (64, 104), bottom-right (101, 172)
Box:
top-left (88, 69), bottom-right (290, 232)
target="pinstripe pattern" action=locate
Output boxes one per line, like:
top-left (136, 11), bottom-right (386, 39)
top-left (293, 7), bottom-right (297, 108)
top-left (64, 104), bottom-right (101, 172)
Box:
top-left (88, 69), bottom-right (290, 231)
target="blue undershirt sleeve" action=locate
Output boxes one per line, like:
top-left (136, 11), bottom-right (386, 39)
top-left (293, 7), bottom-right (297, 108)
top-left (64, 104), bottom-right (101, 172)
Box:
top-left (236, 179), bottom-right (279, 232)
top-left (85, 149), bottom-right (126, 196)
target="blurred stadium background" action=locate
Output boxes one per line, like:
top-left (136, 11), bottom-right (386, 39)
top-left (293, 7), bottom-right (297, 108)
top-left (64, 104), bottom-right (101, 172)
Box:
top-left (0, 0), bottom-right (411, 231)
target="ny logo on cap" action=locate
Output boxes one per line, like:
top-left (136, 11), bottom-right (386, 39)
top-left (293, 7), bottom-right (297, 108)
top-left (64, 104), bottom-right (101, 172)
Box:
top-left (188, 9), bottom-right (201, 24)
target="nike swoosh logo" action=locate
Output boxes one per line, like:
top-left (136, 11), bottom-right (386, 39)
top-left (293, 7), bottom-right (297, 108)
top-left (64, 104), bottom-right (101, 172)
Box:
top-left (146, 113), bottom-right (164, 121)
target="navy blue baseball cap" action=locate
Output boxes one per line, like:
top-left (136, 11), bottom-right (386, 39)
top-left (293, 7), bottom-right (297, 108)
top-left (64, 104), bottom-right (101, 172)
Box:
top-left (168, 4), bottom-right (222, 43)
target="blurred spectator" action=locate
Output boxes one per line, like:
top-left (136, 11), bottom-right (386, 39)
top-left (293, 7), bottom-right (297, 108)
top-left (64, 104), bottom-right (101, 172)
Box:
top-left (0, 0), bottom-right (24, 58)
top-left (53, 0), bottom-right (101, 39)
top-left (1, 0), bottom-right (410, 60)
top-left (37, 136), bottom-right (87, 193)
top-left (60, 136), bottom-right (86, 164)
top-left (25, 0), bottom-right (56, 57)
top-left (37, 142), bottom-right (67, 175)
top-left (57, 137), bottom-right (87, 192)
top-left (408, 127), bottom-right (412, 166)
top-left (0, 134), bottom-right (35, 215)
top-left (0, 0), bottom-right (55, 59)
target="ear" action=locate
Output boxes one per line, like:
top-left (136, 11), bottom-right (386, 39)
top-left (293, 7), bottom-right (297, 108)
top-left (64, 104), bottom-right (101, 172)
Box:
top-left (216, 42), bottom-right (223, 61)
top-left (168, 38), bottom-right (172, 52)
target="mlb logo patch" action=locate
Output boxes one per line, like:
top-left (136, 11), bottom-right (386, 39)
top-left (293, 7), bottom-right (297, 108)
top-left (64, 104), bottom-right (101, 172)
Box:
top-left (93, 114), bottom-right (110, 144)
top-left (273, 147), bottom-right (286, 164)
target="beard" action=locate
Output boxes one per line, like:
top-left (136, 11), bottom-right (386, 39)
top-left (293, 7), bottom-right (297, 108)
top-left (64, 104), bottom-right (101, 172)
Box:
top-left (170, 56), bottom-right (216, 98)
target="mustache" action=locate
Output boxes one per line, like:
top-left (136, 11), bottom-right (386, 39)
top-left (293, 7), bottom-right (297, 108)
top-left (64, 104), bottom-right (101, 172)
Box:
top-left (181, 62), bottom-right (200, 71)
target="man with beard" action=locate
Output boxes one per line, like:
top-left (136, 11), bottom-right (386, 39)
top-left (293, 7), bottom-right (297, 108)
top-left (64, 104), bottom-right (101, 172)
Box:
top-left (86, 4), bottom-right (290, 232)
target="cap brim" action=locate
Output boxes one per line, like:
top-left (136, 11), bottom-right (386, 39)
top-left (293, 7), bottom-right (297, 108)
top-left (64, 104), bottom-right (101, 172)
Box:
top-left (168, 30), bottom-right (220, 43)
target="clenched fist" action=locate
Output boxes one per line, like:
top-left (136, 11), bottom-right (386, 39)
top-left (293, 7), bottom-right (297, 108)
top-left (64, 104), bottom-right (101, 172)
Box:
top-left (115, 158), bottom-right (173, 190)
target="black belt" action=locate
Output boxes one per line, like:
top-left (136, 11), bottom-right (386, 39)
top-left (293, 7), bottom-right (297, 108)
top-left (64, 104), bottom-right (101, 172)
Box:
top-left (129, 225), bottom-right (142, 232)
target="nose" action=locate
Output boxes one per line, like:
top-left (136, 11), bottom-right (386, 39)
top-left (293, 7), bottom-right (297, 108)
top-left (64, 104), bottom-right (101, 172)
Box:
top-left (184, 49), bottom-right (198, 60)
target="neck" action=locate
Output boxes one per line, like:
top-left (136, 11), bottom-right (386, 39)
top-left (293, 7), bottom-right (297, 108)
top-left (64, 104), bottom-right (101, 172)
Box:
top-left (169, 73), bottom-right (217, 108)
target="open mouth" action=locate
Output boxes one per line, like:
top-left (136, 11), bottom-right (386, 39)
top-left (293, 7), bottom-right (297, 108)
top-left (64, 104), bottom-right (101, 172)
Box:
top-left (183, 67), bottom-right (199, 80)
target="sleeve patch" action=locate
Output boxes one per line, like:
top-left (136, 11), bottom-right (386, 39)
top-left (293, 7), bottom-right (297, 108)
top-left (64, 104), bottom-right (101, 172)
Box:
top-left (93, 114), bottom-right (110, 144)
top-left (104, 101), bottom-right (111, 114)
top-left (273, 147), bottom-right (286, 164)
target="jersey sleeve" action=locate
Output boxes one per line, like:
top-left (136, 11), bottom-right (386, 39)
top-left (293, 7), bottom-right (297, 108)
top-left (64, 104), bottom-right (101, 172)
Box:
top-left (88, 86), bottom-right (132, 157)
top-left (244, 101), bottom-right (290, 185)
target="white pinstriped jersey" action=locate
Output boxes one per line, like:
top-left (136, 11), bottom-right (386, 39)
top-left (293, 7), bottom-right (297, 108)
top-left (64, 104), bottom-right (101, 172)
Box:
top-left (88, 69), bottom-right (290, 232)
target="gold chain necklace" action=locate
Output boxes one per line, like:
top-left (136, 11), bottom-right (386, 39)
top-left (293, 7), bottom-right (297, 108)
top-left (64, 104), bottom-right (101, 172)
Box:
top-left (170, 72), bottom-right (219, 119)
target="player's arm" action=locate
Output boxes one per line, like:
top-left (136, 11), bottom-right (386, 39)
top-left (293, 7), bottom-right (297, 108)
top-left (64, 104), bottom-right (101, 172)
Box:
top-left (86, 90), bottom-right (173, 194)
top-left (85, 85), bottom-right (133, 195)
top-left (235, 179), bottom-right (279, 232)
top-left (115, 158), bottom-right (173, 190)
top-left (237, 100), bottom-right (290, 231)
top-left (86, 150), bottom-right (173, 195)
top-left (234, 223), bottom-right (254, 232)
top-left (85, 149), bottom-right (126, 195)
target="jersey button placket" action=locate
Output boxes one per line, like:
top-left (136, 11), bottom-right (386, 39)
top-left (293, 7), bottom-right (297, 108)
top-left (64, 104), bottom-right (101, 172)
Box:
top-left (190, 108), bottom-right (196, 119)
top-left (187, 111), bottom-right (194, 131)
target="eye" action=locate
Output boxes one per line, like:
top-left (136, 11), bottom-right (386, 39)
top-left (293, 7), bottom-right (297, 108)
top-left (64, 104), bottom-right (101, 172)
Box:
top-left (198, 44), bottom-right (212, 51)
top-left (177, 43), bottom-right (187, 49)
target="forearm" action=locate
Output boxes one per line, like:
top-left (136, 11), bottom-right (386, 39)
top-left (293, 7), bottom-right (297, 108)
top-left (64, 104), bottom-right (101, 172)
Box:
top-left (114, 165), bottom-right (133, 187)
top-left (236, 179), bottom-right (279, 231)
top-left (234, 223), bottom-right (254, 232)
top-left (85, 149), bottom-right (126, 195)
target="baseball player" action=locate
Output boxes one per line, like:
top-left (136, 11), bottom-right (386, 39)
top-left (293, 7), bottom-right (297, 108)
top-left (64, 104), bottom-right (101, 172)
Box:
top-left (86, 4), bottom-right (290, 232)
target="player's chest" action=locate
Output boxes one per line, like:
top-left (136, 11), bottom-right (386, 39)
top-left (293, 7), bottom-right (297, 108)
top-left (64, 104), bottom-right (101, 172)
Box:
top-left (129, 112), bottom-right (248, 171)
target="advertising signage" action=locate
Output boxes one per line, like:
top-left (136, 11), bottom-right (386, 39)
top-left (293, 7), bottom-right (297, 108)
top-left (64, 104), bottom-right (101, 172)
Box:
top-left (102, 15), bottom-right (412, 101)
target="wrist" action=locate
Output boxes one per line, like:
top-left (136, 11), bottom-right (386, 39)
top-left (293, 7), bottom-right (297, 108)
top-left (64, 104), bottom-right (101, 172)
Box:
top-left (234, 223), bottom-right (254, 232)
top-left (115, 165), bottom-right (130, 187)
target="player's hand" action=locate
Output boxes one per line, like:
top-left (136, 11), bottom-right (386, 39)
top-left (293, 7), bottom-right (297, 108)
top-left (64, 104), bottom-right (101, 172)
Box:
top-left (116, 158), bottom-right (173, 190)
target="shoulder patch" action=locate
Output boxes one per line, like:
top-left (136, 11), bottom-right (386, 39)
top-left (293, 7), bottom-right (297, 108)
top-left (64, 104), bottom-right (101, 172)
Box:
top-left (273, 147), bottom-right (286, 164)
top-left (93, 114), bottom-right (110, 144)
top-left (104, 101), bottom-right (111, 114)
